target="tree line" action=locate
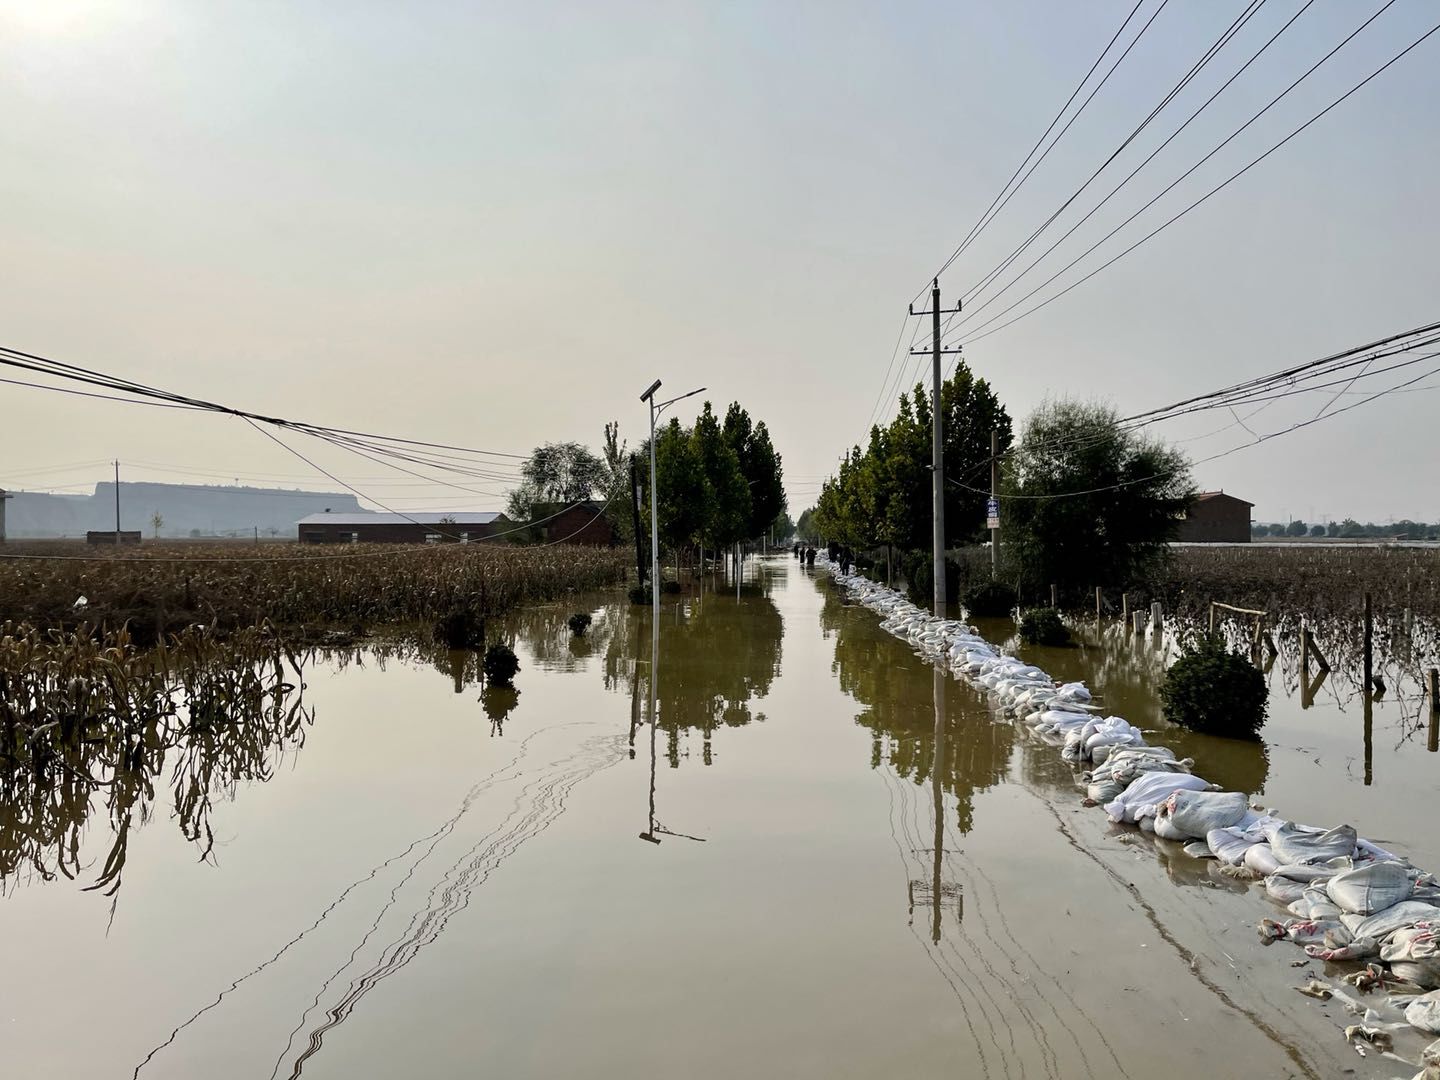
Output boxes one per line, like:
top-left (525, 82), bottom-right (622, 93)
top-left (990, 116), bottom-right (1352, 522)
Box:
top-left (505, 402), bottom-right (787, 557)
top-left (806, 361), bottom-right (1196, 600)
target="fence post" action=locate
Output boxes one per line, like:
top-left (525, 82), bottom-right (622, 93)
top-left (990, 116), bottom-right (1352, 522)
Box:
top-left (1301, 617), bottom-right (1310, 672)
top-left (1095, 586), bottom-right (1102, 620)
top-left (1428, 668), bottom-right (1439, 753)
top-left (1050, 583), bottom-right (1057, 608)
top-left (1208, 602), bottom-right (1216, 636)
top-left (1151, 601), bottom-right (1163, 632)
top-left (1363, 591), bottom-right (1373, 696)
top-left (1132, 610), bottom-right (1144, 635)
top-left (1121, 593), bottom-right (1129, 622)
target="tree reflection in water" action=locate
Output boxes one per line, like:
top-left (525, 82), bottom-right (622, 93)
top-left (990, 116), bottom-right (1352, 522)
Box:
top-left (820, 589), bottom-right (1013, 835)
top-left (605, 585), bottom-right (784, 768)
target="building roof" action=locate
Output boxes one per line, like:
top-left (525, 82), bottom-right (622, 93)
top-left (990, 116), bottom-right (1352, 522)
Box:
top-left (1195, 491), bottom-right (1253, 506)
top-left (296, 511), bottom-right (504, 526)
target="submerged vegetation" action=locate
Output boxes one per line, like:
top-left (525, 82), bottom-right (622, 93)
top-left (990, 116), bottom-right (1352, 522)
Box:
top-left (1160, 634), bottom-right (1269, 740)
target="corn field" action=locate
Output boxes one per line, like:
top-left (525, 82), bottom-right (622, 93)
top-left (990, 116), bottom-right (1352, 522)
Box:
top-left (0, 543), bottom-right (631, 641)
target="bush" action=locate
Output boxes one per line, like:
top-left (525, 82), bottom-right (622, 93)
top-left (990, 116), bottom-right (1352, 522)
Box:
top-left (482, 642), bottom-right (521, 687)
top-left (567, 612), bottom-right (592, 637)
top-left (434, 606), bottom-right (485, 648)
top-left (1018, 608), bottom-right (1070, 646)
top-left (903, 551), bottom-right (961, 606)
top-left (1160, 635), bottom-right (1267, 740)
top-left (964, 581), bottom-right (1018, 618)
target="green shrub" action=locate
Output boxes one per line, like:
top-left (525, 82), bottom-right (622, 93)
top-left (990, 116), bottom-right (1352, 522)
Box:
top-left (434, 606), bottom-right (485, 648)
top-left (964, 581), bottom-right (1018, 618)
top-left (904, 551), bottom-right (961, 606)
top-left (482, 642), bottom-right (521, 687)
top-left (1161, 635), bottom-right (1268, 739)
top-left (567, 612), bottom-right (592, 637)
top-left (1018, 607), bottom-right (1070, 646)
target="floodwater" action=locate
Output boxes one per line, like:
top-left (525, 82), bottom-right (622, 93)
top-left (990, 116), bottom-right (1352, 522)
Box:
top-left (2, 558), bottom-right (1435, 1079)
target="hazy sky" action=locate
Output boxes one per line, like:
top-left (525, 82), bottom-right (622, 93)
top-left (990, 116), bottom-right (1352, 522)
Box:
top-left (2, 0), bottom-right (1437, 524)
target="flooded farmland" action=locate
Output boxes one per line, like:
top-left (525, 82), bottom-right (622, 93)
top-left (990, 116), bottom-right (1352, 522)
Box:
top-left (2, 556), bottom-right (1437, 1078)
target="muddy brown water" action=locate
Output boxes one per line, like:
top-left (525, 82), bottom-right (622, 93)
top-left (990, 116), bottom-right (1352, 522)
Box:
top-left (2, 557), bottom-right (1436, 1078)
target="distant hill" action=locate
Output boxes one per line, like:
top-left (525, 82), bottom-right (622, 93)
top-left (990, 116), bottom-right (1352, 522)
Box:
top-left (4, 482), bottom-right (363, 539)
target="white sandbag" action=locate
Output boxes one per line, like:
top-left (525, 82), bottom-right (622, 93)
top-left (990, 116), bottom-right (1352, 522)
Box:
top-left (1264, 875), bottom-right (1310, 905)
top-left (1381, 924), bottom-right (1440, 990)
top-left (1342, 902), bottom-right (1440, 943)
top-left (1288, 886), bottom-right (1343, 921)
top-left (1104, 772), bottom-right (1211, 824)
top-left (1207, 827), bottom-right (1258, 867)
top-left (1327, 861), bottom-right (1416, 915)
top-left (1408, 990), bottom-right (1440, 1035)
top-left (1265, 821), bottom-right (1358, 865)
top-left (1271, 859), bottom-right (1351, 884)
top-left (1153, 790), bottom-right (1249, 841)
top-left (1244, 843), bottom-right (1282, 876)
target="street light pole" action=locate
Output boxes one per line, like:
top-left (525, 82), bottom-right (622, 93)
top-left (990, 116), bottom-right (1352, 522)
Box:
top-left (639, 380), bottom-right (705, 623)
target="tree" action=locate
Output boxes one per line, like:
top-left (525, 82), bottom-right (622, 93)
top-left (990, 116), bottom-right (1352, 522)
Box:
top-left (1285, 520), bottom-right (1308, 537)
top-left (1002, 399), bottom-right (1194, 594)
top-left (1309, 524), bottom-right (1327, 537)
top-left (150, 510), bottom-right (164, 538)
top-left (770, 510), bottom-right (795, 540)
top-left (796, 506), bottom-right (816, 541)
top-left (600, 421), bottom-right (633, 542)
top-left (934, 362), bottom-right (1012, 544)
top-left (722, 404), bottom-right (786, 540)
top-left (654, 417), bottom-right (707, 553)
top-left (691, 402), bottom-right (750, 551)
top-left (520, 442), bottom-right (605, 504)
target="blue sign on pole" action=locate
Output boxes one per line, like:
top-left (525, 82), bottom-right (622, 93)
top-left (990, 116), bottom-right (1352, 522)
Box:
top-left (986, 497), bottom-right (999, 530)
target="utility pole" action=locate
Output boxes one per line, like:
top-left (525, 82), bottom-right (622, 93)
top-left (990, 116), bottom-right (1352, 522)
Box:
top-left (113, 460), bottom-right (121, 544)
top-left (990, 430), bottom-right (1000, 577)
top-left (629, 455), bottom-right (646, 589)
top-left (909, 280), bottom-right (962, 616)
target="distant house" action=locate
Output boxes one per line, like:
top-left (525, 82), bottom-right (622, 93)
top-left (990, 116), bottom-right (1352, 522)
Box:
top-left (0, 488), bottom-right (9, 542)
top-left (1176, 492), bottom-right (1253, 543)
top-left (86, 530), bottom-right (142, 545)
top-left (296, 511), bottom-right (511, 544)
top-left (529, 501), bottom-right (619, 546)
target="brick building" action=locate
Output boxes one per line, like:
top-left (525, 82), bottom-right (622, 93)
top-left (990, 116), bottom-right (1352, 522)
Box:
top-left (296, 511), bottom-right (511, 544)
top-left (1176, 492), bottom-right (1253, 543)
top-left (531, 501), bottom-right (619, 546)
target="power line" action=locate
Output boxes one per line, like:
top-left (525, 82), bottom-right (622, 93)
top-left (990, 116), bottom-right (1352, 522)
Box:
top-left (953, 4), bottom-right (1435, 347)
top-left (918, 0), bottom-right (1156, 297)
top-left (957, 0), bottom-right (1295, 316)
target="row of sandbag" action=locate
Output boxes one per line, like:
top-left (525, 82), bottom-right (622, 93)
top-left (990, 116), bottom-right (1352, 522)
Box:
top-left (827, 564), bottom-right (1440, 1040)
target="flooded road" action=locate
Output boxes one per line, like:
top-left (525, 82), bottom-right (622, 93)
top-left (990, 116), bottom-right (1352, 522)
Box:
top-left (1, 557), bottom-right (1431, 1078)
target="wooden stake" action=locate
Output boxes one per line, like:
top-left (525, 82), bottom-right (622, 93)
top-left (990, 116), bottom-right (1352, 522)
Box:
top-left (1428, 668), bottom-right (1438, 754)
top-left (1095, 586), bottom-right (1102, 620)
top-left (1050, 583), bottom-right (1057, 608)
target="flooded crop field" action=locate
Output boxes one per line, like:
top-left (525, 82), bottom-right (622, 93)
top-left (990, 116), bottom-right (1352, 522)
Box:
top-left (3, 556), bottom-right (1437, 1078)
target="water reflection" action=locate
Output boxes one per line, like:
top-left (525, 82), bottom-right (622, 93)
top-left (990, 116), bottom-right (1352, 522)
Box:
top-left (0, 644), bottom-right (311, 900)
top-left (821, 589), bottom-right (1013, 835)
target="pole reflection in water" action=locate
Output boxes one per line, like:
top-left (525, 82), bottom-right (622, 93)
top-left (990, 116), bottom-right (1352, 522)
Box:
top-left (642, 604), bottom-right (660, 844)
top-left (931, 666), bottom-right (945, 944)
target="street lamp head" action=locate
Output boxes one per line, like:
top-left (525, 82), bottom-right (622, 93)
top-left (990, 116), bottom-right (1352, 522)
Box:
top-left (640, 379), bottom-right (663, 403)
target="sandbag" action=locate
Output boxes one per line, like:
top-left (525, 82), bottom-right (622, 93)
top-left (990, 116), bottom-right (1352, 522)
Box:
top-left (1408, 990), bottom-right (1440, 1035)
top-left (1327, 861), bottom-right (1416, 915)
top-left (1265, 875), bottom-right (1309, 905)
top-left (1265, 821), bottom-right (1358, 865)
top-left (1382, 924), bottom-right (1440, 990)
top-left (1288, 886), bottom-right (1343, 921)
top-left (1271, 859), bottom-right (1351, 884)
top-left (1153, 790), bottom-right (1249, 841)
top-left (1104, 772), bottom-right (1211, 824)
top-left (1244, 843), bottom-right (1282, 876)
top-left (1207, 826), bottom-right (1257, 867)
top-left (1342, 902), bottom-right (1440, 943)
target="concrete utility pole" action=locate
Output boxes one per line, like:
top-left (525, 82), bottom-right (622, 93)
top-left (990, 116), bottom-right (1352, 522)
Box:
top-left (909, 280), bottom-right (962, 616)
top-left (113, 460), bottom-right (121, 544)
top-left (639, 379), bottom-right (705, 626)
top-left (990, 430), bottom-right (1000, 577)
